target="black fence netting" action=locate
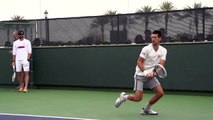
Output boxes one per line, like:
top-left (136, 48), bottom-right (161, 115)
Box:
top-left (0, 8), bottom-right (213, 46)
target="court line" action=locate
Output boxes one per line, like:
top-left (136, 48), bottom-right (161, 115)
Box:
top-left (0, 113), bottom-right (98, 120)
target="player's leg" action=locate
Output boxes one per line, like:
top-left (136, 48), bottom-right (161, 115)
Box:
top-left (148, 85), bottom-right (164, 105)
top-left (115, 75), bottom-right (144, 108)
top-left (126, 75), bottom-right (144, 102)
top-left (16, 61), bottom-right (24, 92)
top-left (126, 90), bottom-right (143, 102)
top-left (16, 71), bottom-right (24, 89)
top-left (17, 72), bottom-right (24, 91)
top-left (23, 71), bottom-right (29, 92)
top-left (22, 60), bottom-right (30, 92)
top-left (141, 78), bottom-right (164, 115)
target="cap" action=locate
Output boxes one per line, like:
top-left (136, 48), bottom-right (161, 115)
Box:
top-left (18, 30), bottom-right (24, 35)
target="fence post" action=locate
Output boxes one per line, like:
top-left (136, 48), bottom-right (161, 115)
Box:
top-left (44, 10), bottom-right (49, 44)
top-left (202, 8), bottom-right (206, 40)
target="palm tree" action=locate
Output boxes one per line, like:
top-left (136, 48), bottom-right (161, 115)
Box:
top-left (181, 3), bottom-right (211, 39)
top-left (0, 15), bottom-right (25, 44)
top-left (136, 5), bottom-right (156, 30)
top-left (117, 15), bottom-right (137, 43)
top-left (11, 15), bottom-right (24, 21)
top-left (211, 25), bottom-right (213, 33)
top-left (90, 16), bottom-right (108, 42)
top-left (10, 15), bottom-right (26, 30)
top-left (119, 15), bottom-right (129, 31)
top-left (105, 10), bottom-right (117, 31)
top-left (159, 1), bottom-right (176, 34)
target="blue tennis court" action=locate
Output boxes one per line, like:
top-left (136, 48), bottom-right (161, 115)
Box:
top-left (0, 113), bottom-right (96, 120)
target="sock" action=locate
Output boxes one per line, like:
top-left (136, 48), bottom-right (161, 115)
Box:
top-left (144, 103), bottom-right (152, 110)
top-left (123, 94), bottom-right (128, 100)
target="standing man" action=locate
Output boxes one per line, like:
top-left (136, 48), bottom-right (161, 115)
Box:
top-left (115, 30), bottom-right (167, 115)
top-left (12, 30), bottom-right (32, 92)
top-left (12, 31), bottom-right (19, 41)
top-left (11, 31), bottom-right (24, 89)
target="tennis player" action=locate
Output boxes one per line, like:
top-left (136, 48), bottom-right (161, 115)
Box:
top-left (11, 31), bottom-right (24, 89)
top-left (115, 30), bottom-right (167, 115)
top-left (12, 30), bottom-right (32, 92)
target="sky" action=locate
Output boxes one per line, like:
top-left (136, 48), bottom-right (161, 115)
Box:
top-left (0, 0), bottom-right (212, 21)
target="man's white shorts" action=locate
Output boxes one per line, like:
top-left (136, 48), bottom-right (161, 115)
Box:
top-left (15, 60), bottom-right (30, 72)
top-left (134, 74), bottom-right (160, 91)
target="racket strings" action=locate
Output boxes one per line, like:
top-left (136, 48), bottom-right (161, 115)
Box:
top-left (154, 65), bottom-right (167, 78)
top-left (156, 69), bottom-right (165, 77)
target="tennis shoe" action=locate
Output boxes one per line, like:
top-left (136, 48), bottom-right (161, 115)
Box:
top-left (18, 87), bottom-right (23, 92)
top-left (141, 108), bottom-right (158, 115)
top-left (23, 88), bottom-right (28, 93)
top-left (115, 92), bottom-right (126, 108)
top-left (16, 85), bottom-right (20, 89)
top-left (16, 83), bottom-right (25, 89)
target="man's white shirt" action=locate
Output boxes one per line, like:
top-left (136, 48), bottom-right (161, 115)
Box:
top-left (13, 39), bottom-right (32, 61)
top-left (135, 44), bottom-right (167, 76)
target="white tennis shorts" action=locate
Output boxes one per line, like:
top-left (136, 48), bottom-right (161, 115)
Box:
top-left (134, 74), bottom-right (160, 91)
top-left (15, 60), bottom-right (30, 72)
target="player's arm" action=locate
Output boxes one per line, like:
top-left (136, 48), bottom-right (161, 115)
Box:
top-left (137, 57), bottom-right (154, 78)
top-left (160, 48), bottom-right (167, 66)
top-left (157, 47), bottom-right (167, 72)
top-left (158, 48), bottom-right (167, 70)
top-left (27, 41), bottom-right (32, 61)
top-left (137, 56), bottom-right (145, 72)
top-left (155, 59), bottom-right (166, 72)
top-left (27, 53), bottom-right (31, 61)
top-left (12, 55), bottom-right (16, 66)
top-left (12, 43), bottom-right (16, 66)
top-left (159, 59), bottom-right (166, 66)
top-left (137, 47), bottom-right (147, 73)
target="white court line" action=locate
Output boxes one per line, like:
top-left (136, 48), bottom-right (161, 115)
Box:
top-left (0, 113), bottom-right (98, 120)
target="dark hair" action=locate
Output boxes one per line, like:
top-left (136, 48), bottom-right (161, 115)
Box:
top-left (152, 30), bottom-right (161, 37)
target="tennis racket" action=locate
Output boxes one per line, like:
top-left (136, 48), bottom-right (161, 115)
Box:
top-left (145, 64), bottom-right (167, 78)
top-left (12, 65), bottom-right (16, 82)
top-left (153, 64), bottom-right (167, 78)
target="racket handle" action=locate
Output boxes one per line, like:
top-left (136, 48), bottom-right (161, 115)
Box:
top-left (153, 72), bottom-right (156, 76)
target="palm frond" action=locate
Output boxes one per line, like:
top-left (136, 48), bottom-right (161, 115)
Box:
top-left (159, 1), bottom-right (175, 11)
top-left (11, 15), bottom-right (24, 21)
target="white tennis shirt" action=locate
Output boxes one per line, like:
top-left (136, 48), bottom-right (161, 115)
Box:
top-left (13, 39), bottom-right (32, 61)
top-left (135, 44), bottom-right (167, 76)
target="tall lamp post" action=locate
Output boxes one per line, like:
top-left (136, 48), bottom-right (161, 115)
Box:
top-left (44, 10), bottom-right (49, 44)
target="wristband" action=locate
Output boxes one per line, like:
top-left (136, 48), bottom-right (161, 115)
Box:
top-left (143, 71), bottom-right (148, 76)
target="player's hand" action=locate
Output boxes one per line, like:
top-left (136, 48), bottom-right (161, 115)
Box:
top-left (146, 72), bottom-right (155, 79)
top-left (12, 61), bottom-right (15, 66)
